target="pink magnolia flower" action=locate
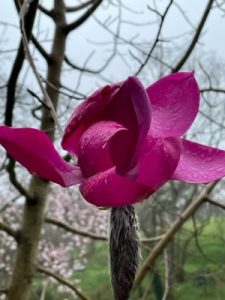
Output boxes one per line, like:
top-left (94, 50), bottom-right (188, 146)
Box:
top-left (1, 72), bottom-right (225, 207)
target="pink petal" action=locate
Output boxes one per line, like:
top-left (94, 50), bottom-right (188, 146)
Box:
top-left (0, 126), bottom-right (83, 187)
top-left (77, 121), bottom-right (127, 178)
top-left (105, 76), bottom-right (151, 174)
top-left (137, 136), bottom-right (182, 189)
top-left (172, 139), bottom-right (225, 183)
top-left (61, 83), bottom-right (121, 155)
top-left (80, 167), bottom-right (151, 207)
top-left (146, 72), bottom-right (200, 137)
top-left (62, 77), bottom-right (151, 176)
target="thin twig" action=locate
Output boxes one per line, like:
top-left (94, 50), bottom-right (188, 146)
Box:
top-left (64, 0), bottom-right (103, 34)
top-left (133, 181), bottom-right (218, 288)
top-left (19, 1), bottom-right (63, 135)
top-left (172, 0), bottom-right (214, 72)
top-left (37, 266), bottom-right (90, 300)
top-left (0, 221), bottom-right (19, 241)
top-left (162, 247), bottom-right (170, 300)
top-left (45, 216), bottom-right (164, 243)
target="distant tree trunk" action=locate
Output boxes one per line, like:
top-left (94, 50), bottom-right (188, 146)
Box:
top-left (7, 1), bottom-right (66, 299)
top-left (152, 269), bottom-right (164, 300)
top-left (164, 241), bottom-right (174, 300)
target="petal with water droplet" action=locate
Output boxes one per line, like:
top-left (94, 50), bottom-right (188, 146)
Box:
top-left (172, 139), bottom-right (225, 183)
top-left (146, 72), bottom-right (199, 137)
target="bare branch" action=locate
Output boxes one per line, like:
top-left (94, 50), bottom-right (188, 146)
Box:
top-left (207, 198), bottom-right (225, 210)
top-left (38, 5), bottom-right (53, 18)
top-left (31, 35), bottom-right (52, 64)
top-left (162, 247), bottom-right (170, 300)
top-left (5, 0), bottom-right (39, 126)
top-left (200, 87), bottom-right (225, 94)
top-left (0, 221), bottom-right (19, 241)
top-left (19, 1), bottom-right (63, 135)
top-left (45, 216), bottom-right (107, 241)
top-left (172, 0), bottom-right (214, 72)
top-left (45, 216), bottom-right (164, 243)
top-left (37, 266), bottom-right (91, 300)
top-left (133, 181), bottom-right (218, 288)
top-left (66, 0), bottom-right (94, 12)
top-left (135, 0), bottom-right (173, 75)
top-left (6, 159), bottom-right (33, 200)
top-left (64, 0), bottom-right (103, 34)
top-left (0, 288), bottom-right (8, 294)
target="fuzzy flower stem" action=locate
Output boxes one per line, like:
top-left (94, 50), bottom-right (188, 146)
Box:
top-left (109, 205), bottom-right (140, 300)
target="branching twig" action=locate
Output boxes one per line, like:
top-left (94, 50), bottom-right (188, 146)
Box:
top-left (0, 221), bottom-right (19, 241)
top-left (172, 0), bottom-right (214, 72)
top-left (135, 0), bottom-right (173, 75)
top-left (5, 0), bottom-right (38, 126)
top-left (64, 0), bottom-right (103, 34)
top-left (45, 216), bottom-right (164, 243)
top-left (19, 0), bottom-right (63, 134)
top-left (6, 159), bottom-right (32, 200)
top-left (133, 181), bottom-right (218, 288)
top-left (66, 0), bottom-right (94, 12)
top-left (37, 266), bottom-right (90, 300)
top-left (162, 247), bottom-right (170, 300)
top-left (45, 216), bottom-right (107, 241)
top-left (38, 5), bottom-right (53, 18)
top-left (31, 35), bottom-right (52, 64)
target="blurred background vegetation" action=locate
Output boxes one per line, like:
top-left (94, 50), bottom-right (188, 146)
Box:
top-left (1, 0), bottom-right (225, 299)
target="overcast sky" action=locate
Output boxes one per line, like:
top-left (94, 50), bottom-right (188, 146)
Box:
top-left (1, 1), bottom-right (225, 93)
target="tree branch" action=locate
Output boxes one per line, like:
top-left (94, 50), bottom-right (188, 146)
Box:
top-left (65, 0), bottom-right (94, 12)
top-left (38, 5), bottom-right (53, 18)
top-left (0, 221), bottom-right (20, 241)
top-left (200, 87), bottom-right (225, 94)
top-left (45, 216), bottom-right (107, 241)
top-left (37, 266), bottom-right (91, 300)
top-left (6, 159), bottom-right (33, 200)
top-left (45, 216), bottom-right (163, 243)
top-left (135, 0), bottom-right (173, 75)
top-left (172, 0), bottom-right (214, 72)
top-left (207, 198), bottom-right (225, 210)
top-left (31, 35), bottom-right (52, 64)
top-left (133, 181), bottom-right (218, 288)
top-left (64, 0), bottom-right (103, 34)
top-left (5, 0), bottom-right (39, 126)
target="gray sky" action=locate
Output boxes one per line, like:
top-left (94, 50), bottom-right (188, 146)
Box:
top-left (0, 1), bottom-right (225, 93)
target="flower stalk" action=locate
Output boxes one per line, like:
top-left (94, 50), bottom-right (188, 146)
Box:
top-left (109, 205), bottom-right (140, 300)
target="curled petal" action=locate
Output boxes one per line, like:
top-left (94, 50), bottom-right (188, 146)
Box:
top-left (62, 83), bottom-right (121, 155)
top-left (146, 72), bottom-right (200, 137)
top-left (105, 76), bottom-right (151, 173)
top-left (62, 77), bottom-right (151, 175)
top-left (80, 167), bottom-right (151, 207)
top-left (137, 136), bottom-right (182, 190)
top-left (172, 139), bottom-right (225, 183)
top-left (0, 126), bottom-right (83, 187)
top-left (78, 121), bottom-right (127, 178)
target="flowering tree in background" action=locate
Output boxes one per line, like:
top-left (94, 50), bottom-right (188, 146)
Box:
top-left (1, 1), bottom-right (225, 300)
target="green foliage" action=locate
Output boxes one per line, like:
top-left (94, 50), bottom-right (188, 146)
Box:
top-left (31, 217), bottom-right (225, 300)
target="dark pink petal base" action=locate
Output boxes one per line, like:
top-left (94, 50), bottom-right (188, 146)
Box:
top-left (80, 167), bottom-right (151, 207)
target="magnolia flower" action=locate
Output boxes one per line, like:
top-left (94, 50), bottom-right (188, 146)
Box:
top-left (1, 72), bottom-right (225, 207)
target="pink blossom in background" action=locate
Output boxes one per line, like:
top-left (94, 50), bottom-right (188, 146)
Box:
top-left (1, 72), bottom-right (225, 207)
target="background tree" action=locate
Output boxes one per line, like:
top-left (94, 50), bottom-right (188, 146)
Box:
top-left (1, 0), bottom-right (225, 300)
